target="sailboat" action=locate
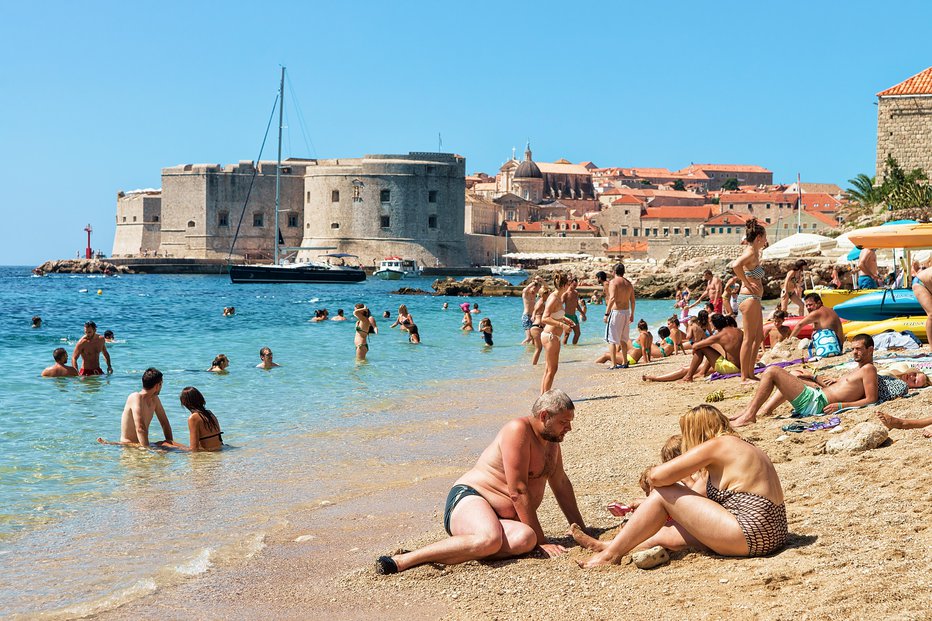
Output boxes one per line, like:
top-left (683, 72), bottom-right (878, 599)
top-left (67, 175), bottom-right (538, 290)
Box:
top-left (229, 68), bottom-right (366, 284)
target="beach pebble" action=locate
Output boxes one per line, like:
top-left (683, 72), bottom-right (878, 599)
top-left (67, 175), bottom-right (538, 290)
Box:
top-left (320, 500), bottom-right (333, 506)
top-left (631, 546), bottom-right (669, 569)
top-left (294, 534), bottom-right (316, 543)
top-left (825, 422), bottom-right (888, 454)
top-left (829, 425), bottom-right (845, 433)
top-left (776, 435), bottom-right (789, 442)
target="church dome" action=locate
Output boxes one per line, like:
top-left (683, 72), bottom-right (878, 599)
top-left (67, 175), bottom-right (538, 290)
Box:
top-left (514, 159), bottom-right (542, 179)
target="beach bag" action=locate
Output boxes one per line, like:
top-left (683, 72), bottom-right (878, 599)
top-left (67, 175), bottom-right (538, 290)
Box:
top-left (808, 329), bottom-right (841, 358)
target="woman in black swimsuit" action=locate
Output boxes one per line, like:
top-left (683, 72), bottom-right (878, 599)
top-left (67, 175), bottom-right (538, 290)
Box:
top-left (572, 404), bottom-right (786, 567)
top-left (177, 387), bottom-right (223, 452)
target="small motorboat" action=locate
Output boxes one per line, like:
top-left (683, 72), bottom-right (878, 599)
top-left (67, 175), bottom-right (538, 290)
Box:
top-left (374, 257), bottom-right (421, 280)
top-left (489, 265), bottom-right (528, 277)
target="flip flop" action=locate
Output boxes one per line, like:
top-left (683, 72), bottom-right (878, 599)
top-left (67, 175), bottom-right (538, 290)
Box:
top-left (781, 422), bottom-right (808, 433)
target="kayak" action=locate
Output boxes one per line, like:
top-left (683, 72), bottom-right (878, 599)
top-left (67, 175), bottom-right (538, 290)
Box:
top-left (834, 289), bottom-right (923, 321)
top-left (763, 315), bottom-right (813, 347)
top-left (847, 222), bottom-right (932, 249)
top-left (842, 316), bottom-right (928, 342)
top-left (803, 288), bottom-right (881, 308)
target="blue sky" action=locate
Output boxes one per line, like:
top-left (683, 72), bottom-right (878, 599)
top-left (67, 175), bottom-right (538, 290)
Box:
top-left (1, 1), bottom-right (930, 264)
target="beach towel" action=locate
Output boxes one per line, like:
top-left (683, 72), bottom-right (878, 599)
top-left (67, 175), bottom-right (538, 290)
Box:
top-left (871, 331), bottom-right (922, 351)
top-left (708, 359), bottom-right (805, 381)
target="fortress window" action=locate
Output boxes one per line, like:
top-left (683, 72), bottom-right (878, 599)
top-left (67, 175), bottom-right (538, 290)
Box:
top-left (253, 213), bottom-right (264, 227)
top-left (122, 216), bottom-right (126, 222)
top-left (218, 212), bottom-right (229, 227)
top-left (428, 190), bottom-right (438, 203)
top-left (428, 215), bottom-right (438, 229)
top-left (673, 227), bottom-right (680, 235)
top-left (352, 179), bottom-right (364, 202)
top-left (684, 228), bottom-right (691, 237)
top-left (331, 190), bottom-right (340, 203)
top-left (187, 220), bottom-right (195, 228)
top-left (380, 189), bottom-right (391, 203)
top-left (331, 222), bottom-right (339, 229)
top-left (153, 216), bottom-right (159, 223)
top-left (287, 214), bottom-right (298, 227)
top-left (380, 215), bottom-right (391, 228)
top-left (133, 216), bottom-right (137, 222)
top-left (307, 191), bottom-right (311, 203)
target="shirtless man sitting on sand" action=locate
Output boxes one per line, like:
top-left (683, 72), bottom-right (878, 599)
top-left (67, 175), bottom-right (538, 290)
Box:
top-left (42, 347), bottom-right (79, 377)
top-left (97, 368), bottom-right (174, 448)
top-left (788, 292), bottom-right (844, 356)
top-left (643, 314), bottom-right (742, 383)
top-left (730, 333), bottom-right (878, 427)
top-left (72, 321), bottom-right (112, 376)
top-left (376, 389), bottom-right (586, 574)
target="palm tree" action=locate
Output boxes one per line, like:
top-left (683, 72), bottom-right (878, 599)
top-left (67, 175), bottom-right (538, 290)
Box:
top-left (845, 173), bottom-right (883, 208)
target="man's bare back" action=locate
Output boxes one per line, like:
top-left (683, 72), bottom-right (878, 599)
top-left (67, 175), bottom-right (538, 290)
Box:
top-left (608, 276), bottom-right (634, 313)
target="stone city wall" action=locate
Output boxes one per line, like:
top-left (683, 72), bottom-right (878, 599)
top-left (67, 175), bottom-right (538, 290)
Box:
top-left (876, 96), bottom-right (932, 181)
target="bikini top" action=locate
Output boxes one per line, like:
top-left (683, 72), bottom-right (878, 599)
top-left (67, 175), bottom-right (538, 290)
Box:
top-left (551, 310), bottom-right (566, 321)
top-left (746, 265), bottom-right (765, 280)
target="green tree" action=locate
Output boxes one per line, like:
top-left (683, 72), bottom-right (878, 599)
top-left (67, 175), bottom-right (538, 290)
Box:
top-left (881, 155), bottom-right (932, 210)
top-left (844, 173), bottom-right (884, 208)
top-left (722, 178), bottom-right (739, 191)
top-left (672, 179), bottom-right (685, 191)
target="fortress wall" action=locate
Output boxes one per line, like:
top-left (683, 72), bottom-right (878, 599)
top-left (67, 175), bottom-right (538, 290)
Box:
top-left (876, 96), bottom-right (932, 180)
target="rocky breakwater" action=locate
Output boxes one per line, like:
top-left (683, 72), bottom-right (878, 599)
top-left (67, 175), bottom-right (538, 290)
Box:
top-left (34, 259), bottom-right (134, 275)
top-left (430, 276), bottom-right (517, 297)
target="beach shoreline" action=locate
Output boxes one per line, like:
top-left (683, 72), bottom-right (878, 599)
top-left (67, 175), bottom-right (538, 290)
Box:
top-left (87, 340), bottom-right (932, 621)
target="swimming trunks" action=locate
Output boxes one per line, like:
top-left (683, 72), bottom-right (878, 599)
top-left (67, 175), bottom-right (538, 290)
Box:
top-left (521, 313), bottom-right (533, 330)
top-left (565, 313), bottom-right (579, 326)
top-left (713, 298), bottom-right (724, 314)
top-left (706, 479), bottom-right (787, 557)
top-left (79, 367), bottom-right (104, 376)
top-left (605, 310), bottom-right (631, 344)
top-left (808, 329), bottom-right (841, 358)
top-left (858, 275), bottom-right (878, 289)
top-left (789, 385), bottom-right (828, 416)
top-left (714, 357), bottom-right (739, 374)
top-left (444, 484), bottom-right (483, 535)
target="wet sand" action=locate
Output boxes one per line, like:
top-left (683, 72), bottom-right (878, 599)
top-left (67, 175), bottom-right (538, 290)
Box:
top-left (91, 343), bottom-right (932, 621)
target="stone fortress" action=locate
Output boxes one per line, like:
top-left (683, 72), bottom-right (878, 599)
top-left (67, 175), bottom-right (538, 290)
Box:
top-left (112, 152), bottom-right (467, 267)
top-left (875, 65), bottom-right (932, 181)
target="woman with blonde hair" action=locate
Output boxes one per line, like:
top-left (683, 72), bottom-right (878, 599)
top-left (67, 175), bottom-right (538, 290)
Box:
top-left (539, 272), bottom-right (577, 393)
top-left (530, 284), bottom-right (549, 365)
top-left (390, 304), bottom-right (414, 332)
top-left (732, 219), bottom-right (768, 383)
top-left (572, 404), bottom-right (787, 568)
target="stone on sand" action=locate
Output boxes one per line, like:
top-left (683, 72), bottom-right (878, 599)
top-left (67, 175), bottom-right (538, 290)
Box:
top-left (825, 422), bottom-right (888, 454)
top-left (631, 546), bottom-right (670, 569)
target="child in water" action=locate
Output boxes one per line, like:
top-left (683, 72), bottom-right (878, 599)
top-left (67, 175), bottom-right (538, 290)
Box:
top-left (478, 318), bottom-right (493, 346)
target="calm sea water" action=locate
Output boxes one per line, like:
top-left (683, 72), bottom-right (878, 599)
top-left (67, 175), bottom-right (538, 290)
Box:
top-left (0, 266), bottom-right (676, 617)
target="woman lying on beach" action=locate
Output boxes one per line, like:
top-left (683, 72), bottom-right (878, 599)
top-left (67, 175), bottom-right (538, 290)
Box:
top-left (207, 354), bottom-right (229, 374)
top-left (173, 387), bottom-right (224, 451)
top-left (732, 219), bottom-right (768, 383)
top-left (571, 404), bottom-right (787, 567)
top-left (540, 272), bottom-right (576, 393)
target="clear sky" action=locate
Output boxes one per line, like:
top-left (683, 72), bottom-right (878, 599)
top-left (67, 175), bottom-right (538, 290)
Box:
top-left (1, 1), bottom-right (930, 264)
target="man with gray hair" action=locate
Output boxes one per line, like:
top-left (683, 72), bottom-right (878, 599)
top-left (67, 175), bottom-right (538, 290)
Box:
top-left (376, 389), bottom-right (586, 574)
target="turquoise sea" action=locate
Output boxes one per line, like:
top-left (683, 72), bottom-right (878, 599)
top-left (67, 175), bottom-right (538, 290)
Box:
top-left (0, 266), bottom-right (677, 617)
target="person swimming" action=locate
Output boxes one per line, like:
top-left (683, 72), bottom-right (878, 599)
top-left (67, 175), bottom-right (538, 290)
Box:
top-left (208, 354), bottom-right (229, 373)
top-left (479, 317), bottom-right (493, 346)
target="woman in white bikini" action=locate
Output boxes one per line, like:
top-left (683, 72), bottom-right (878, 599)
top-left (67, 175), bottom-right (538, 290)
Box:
top-left (731, 219), bottom-right (768, 383)
top-left (539, 272), bottom-right (576, 394)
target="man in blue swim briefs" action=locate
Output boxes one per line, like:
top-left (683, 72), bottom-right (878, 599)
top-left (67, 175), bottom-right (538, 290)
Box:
top-left (520, 279), bottom-right (541, 345)
top-left (375, 389), bottom-right (586, 574)
top-left (788, 293), bottom-right (845, 358)
top-left (857, 246), bottom-right (880, 289)
top-left (730, 334), bottom-right (878, 427)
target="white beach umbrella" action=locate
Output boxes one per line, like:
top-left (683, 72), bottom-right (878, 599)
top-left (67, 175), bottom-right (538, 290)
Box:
top-left (762, 233), bottom-right (836, 259)
top-left (833, 231), bottom-right (856, 251)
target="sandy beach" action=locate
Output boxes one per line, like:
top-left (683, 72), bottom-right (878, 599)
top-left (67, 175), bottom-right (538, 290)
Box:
top-left (89, 339), bottom-right (932, 621)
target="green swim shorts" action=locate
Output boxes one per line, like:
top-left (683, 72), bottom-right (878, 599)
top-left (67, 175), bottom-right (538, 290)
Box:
top-left (789, 385), bottom-right (829, 417)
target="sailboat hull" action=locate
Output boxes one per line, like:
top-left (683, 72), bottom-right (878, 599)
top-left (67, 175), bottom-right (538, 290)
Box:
top-left (229, 264), bottom-right (365, 284)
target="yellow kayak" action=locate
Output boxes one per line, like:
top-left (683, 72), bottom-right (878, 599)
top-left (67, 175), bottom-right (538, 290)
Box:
top-left (842, 316), bottom-right (928, 342)
top-left (804, 288), bottom-right (881, 308)
top-left (847, 222), bottom-right (932, 249)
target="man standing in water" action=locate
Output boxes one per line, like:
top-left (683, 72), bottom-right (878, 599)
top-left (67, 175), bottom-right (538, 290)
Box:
top-left (72, 321), bottom-right (112, 376)
top-left (562, 277), bottom-right (586, 345)
top-left (98, 368), bottom-right (174, 448)
top-left (603, 263), bottom-right (635, 369)
top-left (376, 390), bottom-right (586, 574)
top-left (520, 279), bottom-right (541, 344)
top-left (695, 270), bottom-right (724, 315)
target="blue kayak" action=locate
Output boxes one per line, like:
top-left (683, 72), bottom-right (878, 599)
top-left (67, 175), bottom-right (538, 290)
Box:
top-left (834, 289), bottom-right (923, 321)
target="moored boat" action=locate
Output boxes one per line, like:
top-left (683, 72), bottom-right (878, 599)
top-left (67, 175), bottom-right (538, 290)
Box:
top-left (374, 257), bottom-right (421, 280)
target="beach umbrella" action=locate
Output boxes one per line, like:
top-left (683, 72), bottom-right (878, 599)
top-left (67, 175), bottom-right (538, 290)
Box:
top-left (762, 233), bottom-right (836, 259)
top-left (834, 231), bottom-right (855, 251)
top-left (846, 247), bottom-right (861, 261)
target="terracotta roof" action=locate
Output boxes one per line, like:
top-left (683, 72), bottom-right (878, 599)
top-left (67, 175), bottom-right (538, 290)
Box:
top-left (703, 212), bottom-right (770, 226)
top-left (628, 167), bottom-right (672, 177)
top-left (792, 193), bottom-right (842, 211)
top-left (611, 195), bottom-right (644, 205)
top-left (803, 209), bottom-right (840, 228)
top-left (618, 188), bottom-right (704, 199)
top-left (600, 188), bottom-right (625, 195)
top-left (642, 206), bottom-right (714, 220)
top-left (678, 163), bottom-right (771, 174)
top-left (542, 219), bottom-right (597, 231)
top-left (505, 221), bottom-right (543, 232)
top-left (877, 66), bottom-right (932, 96)
top-left (720, 191), bottom-right (791, 204)
top-left (535, 161), bottom-right (592, 175)
top-left (606, 241), bottom-right (648, 253)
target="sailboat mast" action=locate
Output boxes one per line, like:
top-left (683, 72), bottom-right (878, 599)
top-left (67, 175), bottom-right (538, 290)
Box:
top-left (274, 66), bottom-right (285, 265)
